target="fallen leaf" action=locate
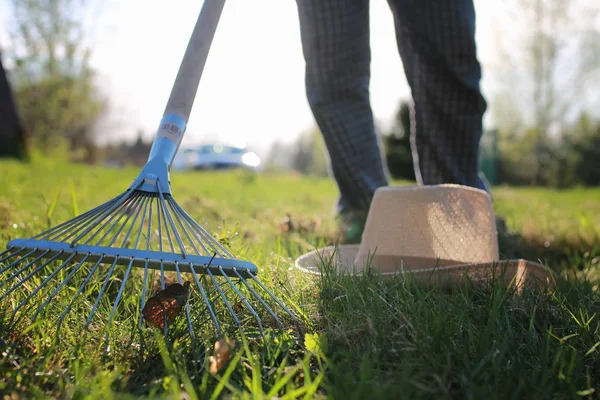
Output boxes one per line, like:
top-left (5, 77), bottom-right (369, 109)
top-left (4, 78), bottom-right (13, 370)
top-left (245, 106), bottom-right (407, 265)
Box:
top-left (234, 301), bottom-right (244, 313)
top-left (209, 337), bottom-right (236, 374)
top-left (278, 214), bottom-right (295, 233)
top-left (142, 281), bottom-right (191, 329)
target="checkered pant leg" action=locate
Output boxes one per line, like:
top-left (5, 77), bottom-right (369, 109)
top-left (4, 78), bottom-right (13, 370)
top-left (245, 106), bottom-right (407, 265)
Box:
top-left (296, 0), bottom-right (391, 214)
top-left (388, 0), bottom-right (488, 190)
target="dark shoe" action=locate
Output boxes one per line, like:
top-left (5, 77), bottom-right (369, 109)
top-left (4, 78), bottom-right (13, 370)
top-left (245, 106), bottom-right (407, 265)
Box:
top-left (335, 209), bottom-right (368, 244)
top-left (496, 216), bottom-right (522, 259)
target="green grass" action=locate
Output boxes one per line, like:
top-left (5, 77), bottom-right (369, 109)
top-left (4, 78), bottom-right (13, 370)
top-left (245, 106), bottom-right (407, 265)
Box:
top-left (0, 159), bottom-right (599, 399)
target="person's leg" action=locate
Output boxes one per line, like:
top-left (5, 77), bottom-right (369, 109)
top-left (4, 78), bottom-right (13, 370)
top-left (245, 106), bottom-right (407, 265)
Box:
top-left (296, 0), bottom-right (390, 222)
top-left (387, 0), bottom-right (489, 191)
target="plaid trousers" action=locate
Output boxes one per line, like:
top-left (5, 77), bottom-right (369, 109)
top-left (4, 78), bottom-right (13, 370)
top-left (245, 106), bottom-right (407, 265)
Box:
top-left (296, 0), bottom-right (488, 215)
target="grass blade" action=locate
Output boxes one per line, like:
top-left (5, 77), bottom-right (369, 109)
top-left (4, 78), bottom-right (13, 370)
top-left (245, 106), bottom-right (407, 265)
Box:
top-left (266, 364), bottom-right (302, 398)
top-left (210, 351), bottom-right (242, 400)
top-left (47, 186), bottom-right (62, 224)
top-left (69, 178), bottom-right (79, 217)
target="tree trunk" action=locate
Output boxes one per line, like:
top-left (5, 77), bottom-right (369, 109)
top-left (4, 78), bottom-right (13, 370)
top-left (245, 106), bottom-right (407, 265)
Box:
top-left (0, 52), bottom-right (28, 160)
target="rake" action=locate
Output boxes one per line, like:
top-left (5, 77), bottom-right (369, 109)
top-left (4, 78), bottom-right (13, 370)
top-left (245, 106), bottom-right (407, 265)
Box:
top-left (0, 0), bottom-right (298, 341)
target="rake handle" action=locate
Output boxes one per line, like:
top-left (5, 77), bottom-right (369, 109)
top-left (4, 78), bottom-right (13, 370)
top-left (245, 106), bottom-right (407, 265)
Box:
top-left (135, 0), bottom-right (226, 193)
top-left (164, 0), bottom-right (226, 124)
top-left (147, 0), bottom-right (226, 167)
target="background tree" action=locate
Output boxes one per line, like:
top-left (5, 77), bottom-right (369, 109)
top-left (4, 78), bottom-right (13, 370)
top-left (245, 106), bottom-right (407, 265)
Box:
top-left (4, 0), bottom-right (106, 161)
top-left (564, 113), bottom-right (600, 186)
top-left (263, 140), bottom-right (292, 173)
top-left (488, 0), bottom-right (600, 186)
top-left (291, 127), bottom-right (330, 177)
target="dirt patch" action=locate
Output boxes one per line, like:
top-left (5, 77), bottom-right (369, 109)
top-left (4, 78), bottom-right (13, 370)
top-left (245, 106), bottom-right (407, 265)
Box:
top-left (0, 201), bottom-right (14, 229)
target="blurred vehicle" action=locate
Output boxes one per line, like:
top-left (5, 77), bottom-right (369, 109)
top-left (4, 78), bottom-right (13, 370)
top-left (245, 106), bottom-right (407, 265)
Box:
top-left (172, 143), bottom-right (261, 171)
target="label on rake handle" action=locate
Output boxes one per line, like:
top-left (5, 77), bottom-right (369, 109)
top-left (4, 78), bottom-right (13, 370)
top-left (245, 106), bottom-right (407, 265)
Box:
top-left (157, 122), bottom-right (184, 143)
top-left (157, 114), bottom-right (187, 144)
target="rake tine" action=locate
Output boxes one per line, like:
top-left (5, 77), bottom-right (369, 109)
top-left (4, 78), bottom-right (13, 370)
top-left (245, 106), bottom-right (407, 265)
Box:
top-left (170, 200), bottom-right (233, 257)
top-left (47, 209), bottom-right (103, 242)
top-left (139, 259), bottom-right (150, 329)
top-left (245, 269), bottom-right (297, 321)
top-left (37, 195), bottom-right (120, 241)
top-left (157, 183), bottom-right (187, 257)
top-left (44, 195), bottom-right (124, 242)
top-left (175, 261), bottom-right (195, 338)
top-left (60, 194), bottom-right (133, 246)
top-left (157, 195), bottom-right (164, 252)
top-left (0, 250), bottom-right (65, 299)
top-left (205, 267), bottom-right (242, 329)
top-left (169, 198), bottom-right (211, 255)
top-left (102, 192), bottom-right (145, 244)
top-left (132, 193), bottom-right (151, 250)
top-left (160, 261), bottom-right (166, 290)
top-left (0, 247), bottom-right (38, 273)
top-left (62, 190), bottom-right (138, 245)
top-left (138, 198), bottom-right (153, 330)
top-left (189, 262), bottom-right (222, 336)
top-left (218, 266), bottom-right (264, 334)
top-left (179, 212), bottom-right (224, 257)
top-left (72, 192), bottom-right (140, 245)
top-left (0, 246), bottom-right (21, 264)
top-left (145, 195), bottom-right (154, 251)
top-left (0, 249), bottom-right (48, 279)
top-left (107, 257), bottom-right (135, 327)
top-left (102, 257), bottom-right (134, 353)
top-left (124, 195), bottom-right (150, 328)
top-left (156, 193), bottom-right (176, 255)
top-left (233, 268), bottom-right (283, 330)
top-left (10, 252), bottom-right (78, 318)
top-left (160, 261), bottom-right (168, 336)
top-left (57, 255), bottom-right (105, 334)
top-left (86, 257), bottom-right (120, 329)
top-left (118, 193), bottom-right (149, 248)
top-left (167, 198), bottom-right (202, 255)
top-left (95, 192), bottom-right (144, 247)
top-left (182, 208), bottom-right (236, 256)
top-left (31, 253), bottom-right (91, 322)
top-left (0, 247), bottom-right (12, 258)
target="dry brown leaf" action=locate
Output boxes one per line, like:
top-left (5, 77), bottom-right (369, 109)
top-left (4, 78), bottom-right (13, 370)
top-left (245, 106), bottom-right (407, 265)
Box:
top-left (142, 281), bottom-right (191, 329)
top-left (278, 214), bottom-right (295, 233)
top-left (209, 337), bottom-right (236, 374)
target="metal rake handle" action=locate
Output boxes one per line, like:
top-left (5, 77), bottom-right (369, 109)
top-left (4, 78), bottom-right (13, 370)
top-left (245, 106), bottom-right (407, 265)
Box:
top-left (132, 0), bottom-right (227, 194)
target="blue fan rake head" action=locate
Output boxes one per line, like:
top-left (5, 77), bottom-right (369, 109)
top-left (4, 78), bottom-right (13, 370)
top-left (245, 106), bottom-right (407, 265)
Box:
top-left (0, 170), bottom-right (298, 339)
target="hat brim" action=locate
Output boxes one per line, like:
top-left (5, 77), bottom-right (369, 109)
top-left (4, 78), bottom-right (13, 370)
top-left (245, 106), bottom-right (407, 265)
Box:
top-left (294, 245), bottom-right (557, 291)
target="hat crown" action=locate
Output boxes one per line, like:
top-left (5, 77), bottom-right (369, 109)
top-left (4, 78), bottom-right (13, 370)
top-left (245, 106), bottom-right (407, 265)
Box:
top-left (355, 184), bottom-right (499, 268)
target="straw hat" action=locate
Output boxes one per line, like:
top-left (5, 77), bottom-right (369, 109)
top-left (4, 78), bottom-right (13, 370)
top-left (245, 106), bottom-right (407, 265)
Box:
top-left (295, 184), bottom-right (557, 291)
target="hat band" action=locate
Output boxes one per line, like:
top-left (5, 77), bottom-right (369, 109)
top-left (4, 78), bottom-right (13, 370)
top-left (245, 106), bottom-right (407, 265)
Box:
top-left (354, 254), bottom-right (494, 274)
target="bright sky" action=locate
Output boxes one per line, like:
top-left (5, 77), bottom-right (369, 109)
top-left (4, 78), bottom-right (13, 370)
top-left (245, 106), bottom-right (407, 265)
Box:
top-left (0, 0), bottom-right (509, 155)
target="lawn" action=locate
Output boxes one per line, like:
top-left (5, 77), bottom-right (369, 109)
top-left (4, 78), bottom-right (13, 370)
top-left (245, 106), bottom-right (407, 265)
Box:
top-left (1, 159), bottom-right (599, 399)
